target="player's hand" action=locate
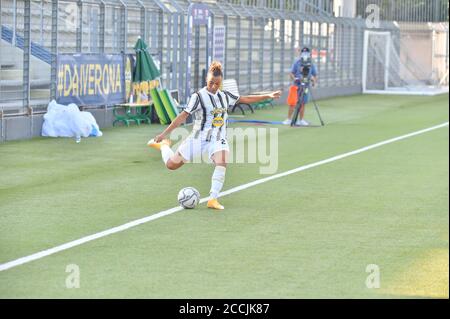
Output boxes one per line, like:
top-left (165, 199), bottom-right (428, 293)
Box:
top-left (154, 133), bottom-right (165, 143)
top-left (269, 90), bottom-right (282, 99)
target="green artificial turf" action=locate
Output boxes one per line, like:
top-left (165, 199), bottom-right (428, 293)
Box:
top-left (0, 93), bottom-right (448, 298)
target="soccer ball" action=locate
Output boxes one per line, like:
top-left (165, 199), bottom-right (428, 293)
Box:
top-left (178, 187), bottom-right (200, 209)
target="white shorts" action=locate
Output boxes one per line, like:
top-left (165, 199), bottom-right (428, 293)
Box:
top-left (177, 136), bottom-right (229, 162)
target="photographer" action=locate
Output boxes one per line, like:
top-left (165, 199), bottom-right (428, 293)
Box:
top-left (284, 47), bottom-right (318, 126)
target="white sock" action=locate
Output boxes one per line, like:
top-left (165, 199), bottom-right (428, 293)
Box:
top-left (210, 166), bottom-right (226, 199)
top-left (161, 145), bottom-right (174, 165)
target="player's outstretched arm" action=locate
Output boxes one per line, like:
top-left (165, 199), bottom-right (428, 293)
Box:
top-left (154, 111), bottom-right (190, 142)
top-left (239, 90), bottom-right (282, 104)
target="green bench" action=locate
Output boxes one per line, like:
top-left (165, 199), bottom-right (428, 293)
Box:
top-left (113, 101), bottom-right (152, 126)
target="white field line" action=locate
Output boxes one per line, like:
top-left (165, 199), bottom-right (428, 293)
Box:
top-left (0, 122), bottom-right (448, 272)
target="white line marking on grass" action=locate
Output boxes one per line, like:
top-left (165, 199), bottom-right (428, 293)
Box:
top-left (0, 122), bottom-right (448, 272)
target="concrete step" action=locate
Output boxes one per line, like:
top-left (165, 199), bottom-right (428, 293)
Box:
top-left (4, 24), bottom-right (141, 36)
top-left (1, 88), bottom-right (50, 100)
top-left (0, 69), bottom-right (23, 80)
top-left (0, 88), bottom-right (23, 100)
top-left (1, 7), bottom-right (53, 19)
top-left (1, 78), bottom-right (50, 99)
top-left (0, 98), bottom-right (49, 111)
top-left (0, 78), bottom-right (51, 88)
top-left (31, 88), bottom-right (50, 99)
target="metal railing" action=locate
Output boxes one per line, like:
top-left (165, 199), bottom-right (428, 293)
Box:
top-left (0, 0), bottom-right (448, 118)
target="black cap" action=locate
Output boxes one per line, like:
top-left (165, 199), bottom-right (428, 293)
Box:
top-left (301, 47), bottom-right (310, 53)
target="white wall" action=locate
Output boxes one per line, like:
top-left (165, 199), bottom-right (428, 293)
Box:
top-left (333, 0), bottom-right (357, 18)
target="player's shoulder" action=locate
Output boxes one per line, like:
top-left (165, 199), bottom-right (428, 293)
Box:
top-left (221, 88), bottom-right (231, 96)
top-left (218, 89), bottom-right (228, 99)
top-left (222, 90), bottom-right (239, 99)
top-left (190, 87), bottom-right (206, 99)
top-left (220, 88), bottom-right (230, 96)
top-left (197, 87), bottom-right (208, 95)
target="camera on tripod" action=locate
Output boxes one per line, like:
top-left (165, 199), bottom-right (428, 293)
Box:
top-left (300, 51), bottom-right (312, 78)
top-left (294, 48), bottom-right (312, 86)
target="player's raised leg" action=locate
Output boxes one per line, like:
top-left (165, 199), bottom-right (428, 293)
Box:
top-left (147, 138), bottom-right (185, 170)
top-left (147, 110), bottom-right (191, 170)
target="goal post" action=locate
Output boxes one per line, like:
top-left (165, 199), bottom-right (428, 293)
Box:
top-left (362, 30), bottom-right (449, 96)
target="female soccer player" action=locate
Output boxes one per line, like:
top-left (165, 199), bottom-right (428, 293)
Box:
top-left (148, 61), bottom-right (281, 210)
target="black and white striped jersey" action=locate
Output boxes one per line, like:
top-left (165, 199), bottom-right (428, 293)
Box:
top-left (184, 87), bottom-right (240, 141)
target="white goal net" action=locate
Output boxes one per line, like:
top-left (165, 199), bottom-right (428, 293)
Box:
top-left (362, 29), bottom-right (449, 96)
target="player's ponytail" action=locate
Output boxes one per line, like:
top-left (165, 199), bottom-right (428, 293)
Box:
top-left (208, 61), bottom-right (223, 77)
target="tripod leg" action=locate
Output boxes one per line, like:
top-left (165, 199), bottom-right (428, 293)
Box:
top-left (309, 89), bottom-right (325, 126)
top-left (290, 100), bottom-right (301, 127)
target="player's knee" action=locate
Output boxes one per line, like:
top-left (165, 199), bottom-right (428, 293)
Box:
top-left (166, 160), bottom-right (179, 170)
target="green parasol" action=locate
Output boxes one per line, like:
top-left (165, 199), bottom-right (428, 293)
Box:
top-left (133, 37), bottom-right (160, 82)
